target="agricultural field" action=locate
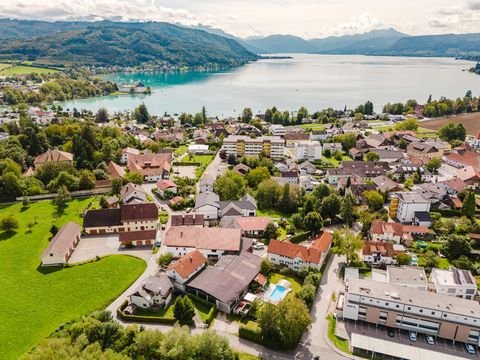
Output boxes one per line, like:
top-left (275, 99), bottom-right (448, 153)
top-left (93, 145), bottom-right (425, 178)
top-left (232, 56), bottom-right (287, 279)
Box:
top-left (0, 199), bottom-right (146, 359)
top-left (0, 64), bottom-right (59, 76)
top-left (421, 113), bottom-right (480, 136)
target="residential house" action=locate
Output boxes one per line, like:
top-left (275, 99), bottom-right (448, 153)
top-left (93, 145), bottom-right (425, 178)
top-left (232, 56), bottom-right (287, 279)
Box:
top-left (83, 203), bottom-right (158, 235)
top-left (284, 133), bottom-right (309, 147)
top-left (370, 149), bottom-right (404, 163)
top-left (188, 144), bottom-right (209, 154)
top-left (362, 241), bottom-right (402, 266)
top-left (356, 134), bottom-right (388, 149)
top-left (310, 129), bottom-right (330, 141)
top-left (34, 149), bottom-right (73, 168)
top-left (108, 161), bottom-right (126, 179)
top-left (326, 161), bottom-right (390, 185)
top-left (371, 175), bottom-right (402, 194)
top-left (229, 216), bottom-right (271, 237)
top-left (274, 170), bottom-right (299, 186)
top-left (199, 176), bottom-right (214, 193)
top-left (406, 142), bottom-right (443, 159)
top-left (457, 166), bottom-right (480, 187)
top-left (388, 192), bottom-right (431, 224)
top-left (185, 252), bottom-right (263, 313)
top-left (40, 222), bottom-right (81, 266)
top-left (431, 267), bottom-right (477, 300)
top-left (128, 275), bottom-right (174, 310)
top-left (156, 179), bottom-right (177, 197)
top-left (119, 230), bottom-right (156, 247)
top-left (322, 143), bottom-right (343, 153)
top-left (298, 161), bottom-right (317, 175)
top-left (392, 165), bottom-right (433, 183)
top-left (120, 183), bottom-right (148, 204)
top-left (444, 150), bottom-right (480, 169)
top-left (163, 226), bottom-right (242, 259)
top-left (127, 152), bottom-right (172, 182)
top-left (121, 147), bottom-right (141, 164)
top-left (233, 163), bottom-right (251, 176)
top-left (194, 191), bottom-right (220, 220)
top-left (294, 141), bottom-right (322, 161)
top-left (166, 250), bottom-right (207, 291)
top-left (218, 194), bottom-right (257, 217)
top-left (370, 220), bottom-right (433, 245)
top-left (438, 178), bottom-right (467, 195)
top-left (267, 231), bottom-right (333, 271)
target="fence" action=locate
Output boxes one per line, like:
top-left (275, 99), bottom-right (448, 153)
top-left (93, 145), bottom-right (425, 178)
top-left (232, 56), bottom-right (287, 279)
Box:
top-left (16, 187), bottom-right (112, 201)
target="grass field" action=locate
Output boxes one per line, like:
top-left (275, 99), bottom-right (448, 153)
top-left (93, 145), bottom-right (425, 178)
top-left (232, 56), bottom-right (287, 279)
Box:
top-left (327, 314), bottom-right (350, 353)
top-left (237, 352), bottom-right (260, 360)
top-left (135, 303), bottom-right (175, 319)
top-left (297, 123), bottom-right (326, 131)
top-left (0, 63), bottom-right (10, 71)
top-left (269, 273), bottom-right (303, 296)
top-left (256, 208), bottom-right (292, 220)
top-left (182, 154), bottom-right (214, 166)
top-left (321, 155), bottom-right (352, 167)
top-left (0, 199), bottom-right (146, 359)
top-left (0, 64), bottom-right (59, 76)
top-left (421, 113), bottom-right (480, 136)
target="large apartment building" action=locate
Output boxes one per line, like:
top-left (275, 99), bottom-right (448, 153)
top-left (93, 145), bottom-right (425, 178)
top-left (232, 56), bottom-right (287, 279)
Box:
top-left (340, 278), bottom-right (480, 346)
top-left (431, 267), bottom-right (477, 300)
top-left (388, 192), bottom-right (431, 224)
top-left (223, 135), bottom-right (285, 160)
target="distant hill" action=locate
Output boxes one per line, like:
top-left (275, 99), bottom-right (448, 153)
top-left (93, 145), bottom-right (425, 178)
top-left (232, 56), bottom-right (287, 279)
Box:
top-left (191, 25), bottom-right (264, 54)
top-left (0, 19), bottom-right (257, 68)
top-left (240, 28), bottom-right (480, 58)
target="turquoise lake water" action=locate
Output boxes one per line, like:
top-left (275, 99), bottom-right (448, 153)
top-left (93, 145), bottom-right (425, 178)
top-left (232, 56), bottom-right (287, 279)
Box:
top-left (61, 54), bottom-right (479, 117)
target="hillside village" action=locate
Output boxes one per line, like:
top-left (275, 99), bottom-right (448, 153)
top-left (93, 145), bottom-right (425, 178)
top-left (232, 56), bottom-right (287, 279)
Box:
top-left (3, 98), bottom-right (480, 359)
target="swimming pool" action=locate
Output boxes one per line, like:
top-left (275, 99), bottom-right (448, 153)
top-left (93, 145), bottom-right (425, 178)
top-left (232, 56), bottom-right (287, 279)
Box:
top-left (268, 285), bottom-right (288, 302)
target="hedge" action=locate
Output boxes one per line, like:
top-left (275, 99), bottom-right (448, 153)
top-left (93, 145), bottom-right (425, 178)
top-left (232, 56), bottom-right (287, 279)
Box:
top-left (430, 209), bottom-right (461, 217)
top-left (239, 324), bottom-right (262, 343)
top-left (187, 293), bottom-right (217, 327)
top-left (173, 161), bottom-right (202, 166)
top-left (289, 231), bottom-right (311, 244)
top-left (117, 300), bottom-right (176, 325)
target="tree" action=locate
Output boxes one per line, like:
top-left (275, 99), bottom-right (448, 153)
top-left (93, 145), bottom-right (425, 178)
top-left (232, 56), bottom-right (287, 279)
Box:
top-left (319, 193), bottom-right (341, 220)
top-left (111, 178), bottom-right (123, 195)
top-left (423, 250), bottom-right (439, 269)
top-left (95, 107), bottom-right (109, 123)
top-left (173, 296), bottom-right (195, 325)
top-left (124, 171), bottom-right (144, 185)
top-left (48, 171), bottom-right (79, 192)
top-left (256, 179), bottom-right (281, 210)
top-left (333, 228), bottom-right (363, 265)
top-left (214, 171), bottom-right (246, 200)
top-left (426, 157), bottom-right (442, 173)
top-left (395, 253), bottom-right (412, 266)
top-left (364, 190), bottom-right (384, 211)
top-left (201, 106), bottom-right (207, 124)
top-left (134, 103), bottom-right (150, 124)
top-left (260, 259), bottom-right (275, 276)
top-left (264, 108), bottom-right (273, 123)
top-left (279, 183), bottom-right (300, 213)
top-left (78, 170), bottom-right (96, 190)
top-left (438, 123), bottom-right (467, 144)
top-left (53, 186), bottom-right (70, 213)
top-left (263, 222), bottom-right (279, 241)
top-left (241, 107), bottom-right (253, 123)
top-left (442, 235), bottom-right (472, 261)
top-left (394, 118), bottom-right (419, 131)
top-left (341, 194), bottom-right (355, 227)
top-left (257, 297), bottom-right (311, 349)
top-left (312, 183), bottom-right (331, 200)
top-left (462, 192), bottom-right (476, 218)
top-left (298, 283), bottom-right (316, 308)
top-left (0, 215), bottom-right (19, 233)
top-left (365, 152), bottom-right (380, 161)
top-left (304, 211), bottom-right (323, 235)
top-left (334, 133), bottom-right (357, 151)
top-left (246, 166), bottom-right (270, 188)
top-left (158, 252), bottom-right (174, 267)
top-left (297, 106), bottom-right (309, 123)
top-left (99, 196), bottom-right (108, 209)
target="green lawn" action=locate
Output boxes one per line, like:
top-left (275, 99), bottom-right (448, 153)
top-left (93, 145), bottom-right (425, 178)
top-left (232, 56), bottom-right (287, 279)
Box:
top-left (190, 297), bottom-right (214, 323)
top-left (0, 63), bottom-right (10, 71)
top-left (182, 154), bottom-right (214, 166)
top-left (327, 315), bottom-right (350, 354)
top-left (134, 303), bottom-right (175, 319)
top-left (0, 64), bottom-right (59, 75)
top-left (296, 123), bottom-right (326, 131)
top-left (269, 273), bottom-right (303, 295)
top-left (237, 352), bottom-right (260, 360)
top-left (174, 145), bottom-right (188, 156)
top-left (321, 155), bottom-right (352, 167)
top-left (0, 199), bottom-right (146, 359)
top-left (256, 208), bottom-right (291, 220)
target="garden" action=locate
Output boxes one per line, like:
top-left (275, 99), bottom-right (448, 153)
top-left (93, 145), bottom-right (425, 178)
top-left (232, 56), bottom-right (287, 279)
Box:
top-left (0, 198), bottom-right (146, 359)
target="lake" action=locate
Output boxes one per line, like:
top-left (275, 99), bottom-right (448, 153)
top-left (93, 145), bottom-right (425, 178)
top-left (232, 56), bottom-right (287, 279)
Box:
top-left (61, 54), bottom-right (479, 117)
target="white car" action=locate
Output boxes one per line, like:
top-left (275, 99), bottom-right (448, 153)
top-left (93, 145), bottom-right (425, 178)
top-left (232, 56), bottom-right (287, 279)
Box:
top-left (409, 331), bottom-right (417, 342)
top-left (425, 335), bottom-right (434, 345)
top-left (253, 243), bottom-right (265, 250)
top-left (465, 343), bottom-right (476, 354)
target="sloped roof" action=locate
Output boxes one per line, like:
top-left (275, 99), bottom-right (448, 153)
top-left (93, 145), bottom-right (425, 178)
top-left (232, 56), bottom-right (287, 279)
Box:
top-left (34, 149), bottom-right (73, 166)
top-left (119, 230), bottom-right (156, 242)
top-left (268, 239), bottom-right (322, 264)
top-left (164, 226), bottom-right (241, 251)
top-left (310, 231), bottom-right (333, 252)
top-left (41, 222), bottom-right (81, 259)
top-left (120, 203), bottom-right (158, 222)
top-left (168, 250), bottom-right (206, 279)
top-left (108, 161), bottom-right (126, 179)
top-left (83, 208), bottom-right (122, 228)
top-left (234, 216), bottom-right (271, 231)
top-left (157, 179), bottom-right (177, 191)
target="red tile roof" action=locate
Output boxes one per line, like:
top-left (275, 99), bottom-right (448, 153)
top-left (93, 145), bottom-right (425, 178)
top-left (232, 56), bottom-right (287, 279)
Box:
top-left (164, 227), bottom-right (242, 252)
top-left (167, 250), bottom-right (206, 279)
top-left (119, 230), bottom-right (156, 243)
top-left (268, 239), bottom-right (322, 264)
top-left (362, 241), bottom-right (396, 257)
top-left (370, 220), bottom-right (403, 236)
top-left (34, 149), bottom-right (73, 166)
top-left (108, 161), bottom-right (126, 179)
top-left (234, 217), bottom-right (271, 231)
top-left (157, 179), bottom-right (177, 191)
top-left (120, 203), bottom-right (158, 222)
top-left (310, 231), bottom-right (333, 252)
top-left (41, 222), bottom-right (81, 259)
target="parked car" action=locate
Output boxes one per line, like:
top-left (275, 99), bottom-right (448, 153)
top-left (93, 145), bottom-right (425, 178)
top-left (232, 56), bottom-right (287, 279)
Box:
top-left (409, 331), bottom-right (417, 342)
top-left (253, 243), bottom-right (265, 250)
top-left (387, 328), bottom-right (395, 338)
top-left (425, 335), bottom-right (434, 345)
top-left (465, 343), bottom-right (476, 354)
top-left (185, 207), bottom-right (192, 213)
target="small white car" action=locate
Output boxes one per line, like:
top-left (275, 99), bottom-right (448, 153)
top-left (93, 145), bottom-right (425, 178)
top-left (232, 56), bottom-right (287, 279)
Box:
top-left (409, 331), bottom-right (417, 342)
top-left (465, 343), bottom-right (476, 354)
top-left (425, 335), bottom-right (434, 345)
top-left (253, 243), bottom-right (265, 250)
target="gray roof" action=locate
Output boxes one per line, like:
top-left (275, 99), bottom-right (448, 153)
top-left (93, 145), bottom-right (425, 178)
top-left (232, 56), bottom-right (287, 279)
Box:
top-left (348, 278), bottom-right (480, 319)
top-left (195, 191), bottom-right (220, 209)
top-left (199, 176), bottom-right (214, 187)
top-left (186, 252), bottom-right (262, 304)
top-left (394, 191), bottom-right (429, 204)
top-left (134, 275), bottom-right (173, 299)
top-left (387, 266), bottom-right (427, 287)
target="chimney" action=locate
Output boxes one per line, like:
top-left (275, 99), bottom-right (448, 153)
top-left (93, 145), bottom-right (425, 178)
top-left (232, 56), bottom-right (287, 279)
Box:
top-left (190, 257), bottom-right (192, 263)
top-left (180, 231), bottom-right (183, 238)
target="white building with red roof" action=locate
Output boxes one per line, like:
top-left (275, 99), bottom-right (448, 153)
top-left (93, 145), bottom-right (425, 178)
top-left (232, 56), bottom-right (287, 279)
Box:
top-left (166, 250), bottom-right (207, 291)
top-left (370, 220), bottom-right (433, 246)
top-left (156, 179), bottom-right (177, 197)
top-left (267, 231), bottom-right (333, 271)
top-left (127, 152), bottom-right (172, 182)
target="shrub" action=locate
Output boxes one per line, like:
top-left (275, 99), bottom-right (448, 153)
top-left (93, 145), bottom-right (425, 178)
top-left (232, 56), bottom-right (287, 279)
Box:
top-left (289, 231), bottom-right (311, 244)
top-left (157, 252), bottom-right (173, 267)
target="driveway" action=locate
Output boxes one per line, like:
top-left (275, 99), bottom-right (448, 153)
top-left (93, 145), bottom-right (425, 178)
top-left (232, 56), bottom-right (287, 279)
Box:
top-left (69, 234), bottom-right (154, 263)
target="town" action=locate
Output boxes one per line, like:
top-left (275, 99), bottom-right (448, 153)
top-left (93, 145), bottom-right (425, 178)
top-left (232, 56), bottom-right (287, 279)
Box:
top-left (2, 88), bottom-right (480, 360)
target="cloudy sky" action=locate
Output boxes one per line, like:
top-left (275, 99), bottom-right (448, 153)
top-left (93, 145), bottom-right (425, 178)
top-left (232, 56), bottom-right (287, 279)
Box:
top-left (1, 0), bottom-right (480, 38)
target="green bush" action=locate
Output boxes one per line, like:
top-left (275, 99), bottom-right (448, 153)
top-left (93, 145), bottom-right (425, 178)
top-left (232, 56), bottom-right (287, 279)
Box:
top-left (239, 324), bottom-right (262, 343)
top-left (431, 209), bottom-right (461, 217)
top-left (289, 231), bottom-right (311, 244)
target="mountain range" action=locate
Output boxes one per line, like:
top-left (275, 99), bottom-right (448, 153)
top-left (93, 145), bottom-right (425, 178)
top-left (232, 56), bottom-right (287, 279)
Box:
top-left (0, 19), bottom-right (257, 68)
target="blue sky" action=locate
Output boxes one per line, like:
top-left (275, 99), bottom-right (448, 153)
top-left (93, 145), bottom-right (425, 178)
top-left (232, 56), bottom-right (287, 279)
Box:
top-left (1, 0), bottom-right (480, 38)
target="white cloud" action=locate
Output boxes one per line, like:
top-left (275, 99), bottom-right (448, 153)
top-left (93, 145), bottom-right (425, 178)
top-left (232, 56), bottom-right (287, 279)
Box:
top-left (330, 13), bottom-right (387, 35)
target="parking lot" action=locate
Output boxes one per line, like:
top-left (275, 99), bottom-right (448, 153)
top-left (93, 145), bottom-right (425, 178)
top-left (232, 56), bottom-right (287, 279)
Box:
top-left (69, 235), bottom-right (154, 264)
top-left (345, 319), bottom-right (480, 359)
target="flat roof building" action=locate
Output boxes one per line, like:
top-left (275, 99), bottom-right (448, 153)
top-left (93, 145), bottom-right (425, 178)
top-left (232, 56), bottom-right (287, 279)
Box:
top-left (223, 135), bottom-right (285, 160)
top-left (431, 267), bottom-right (477, 300)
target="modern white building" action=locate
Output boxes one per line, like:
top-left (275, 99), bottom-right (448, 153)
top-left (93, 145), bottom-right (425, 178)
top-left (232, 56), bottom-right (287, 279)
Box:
top-left (431, 267), bottom-right (477, 300)
top-left (294, 140), bottom-right (322, 162)
top-left (194, 191), bottom-right (220, 220)
top-left (389, 192), bottom-right (431, 224)
top-left (188, 144), bottom-right (209, 154)
top-left (223, 135), bottom-right (285, 160)
top-left (270, 124), bottom-right (286, 137)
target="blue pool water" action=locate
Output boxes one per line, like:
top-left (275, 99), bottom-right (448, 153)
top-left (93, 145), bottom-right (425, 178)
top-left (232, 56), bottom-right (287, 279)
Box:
top-left (268, 285), bottom-right (287, 302)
